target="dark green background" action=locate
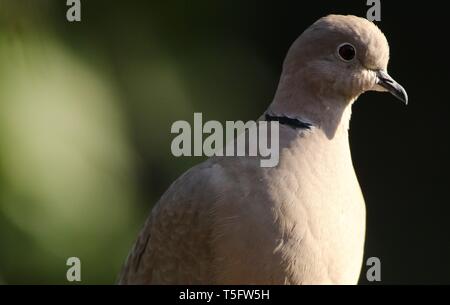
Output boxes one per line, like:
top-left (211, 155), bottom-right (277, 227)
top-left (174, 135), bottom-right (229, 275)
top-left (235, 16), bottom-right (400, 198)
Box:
top-left (0, 0), bottom-right (448, 284)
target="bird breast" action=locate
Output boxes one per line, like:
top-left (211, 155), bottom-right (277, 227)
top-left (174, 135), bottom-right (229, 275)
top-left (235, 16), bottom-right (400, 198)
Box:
top-left (211, 127), bottom-right (366, 284)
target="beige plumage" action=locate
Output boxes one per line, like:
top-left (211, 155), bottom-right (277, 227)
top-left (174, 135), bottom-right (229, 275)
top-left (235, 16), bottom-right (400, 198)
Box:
top-left (119, 15), bottom-right (407, 285)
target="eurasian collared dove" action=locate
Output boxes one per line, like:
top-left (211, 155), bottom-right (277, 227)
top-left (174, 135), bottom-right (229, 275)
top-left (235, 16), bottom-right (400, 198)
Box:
top-left (119, 15), bottom-right (407, 285)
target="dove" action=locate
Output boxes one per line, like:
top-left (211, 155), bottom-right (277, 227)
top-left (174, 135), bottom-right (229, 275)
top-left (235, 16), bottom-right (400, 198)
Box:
top-left (118, 14), bottom-right (407, 285)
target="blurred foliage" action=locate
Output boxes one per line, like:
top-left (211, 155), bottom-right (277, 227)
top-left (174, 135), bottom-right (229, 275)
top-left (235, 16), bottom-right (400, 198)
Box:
top-left (0, 8), bottom-right (141, 284)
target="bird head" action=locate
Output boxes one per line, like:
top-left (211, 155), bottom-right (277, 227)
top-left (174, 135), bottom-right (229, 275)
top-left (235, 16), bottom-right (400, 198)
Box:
top-left (282, 15), bottom-right (408, 105)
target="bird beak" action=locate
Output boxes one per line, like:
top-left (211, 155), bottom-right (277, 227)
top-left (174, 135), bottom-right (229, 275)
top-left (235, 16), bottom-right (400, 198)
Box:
top-left (376, 70), bottom-right (408, 105)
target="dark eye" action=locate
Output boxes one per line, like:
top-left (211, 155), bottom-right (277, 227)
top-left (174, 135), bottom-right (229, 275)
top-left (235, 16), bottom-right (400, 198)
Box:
top-left (337, 43), bottom-right (356, 62)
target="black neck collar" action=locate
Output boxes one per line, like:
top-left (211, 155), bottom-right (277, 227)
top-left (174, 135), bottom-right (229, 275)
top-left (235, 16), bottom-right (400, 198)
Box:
top-left (265, 113), bottom-right (312, 130)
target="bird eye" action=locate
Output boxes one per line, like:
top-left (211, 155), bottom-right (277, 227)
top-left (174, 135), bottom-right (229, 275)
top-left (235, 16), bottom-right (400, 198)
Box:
top-left (337, 43), bottom-right (356, 62)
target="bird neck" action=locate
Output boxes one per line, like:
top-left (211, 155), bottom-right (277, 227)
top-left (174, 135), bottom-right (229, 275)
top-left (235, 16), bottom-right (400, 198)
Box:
top-left (265, 113), bottom-right (313, 130)
top-left (268, 74), bottom-right (355, 140)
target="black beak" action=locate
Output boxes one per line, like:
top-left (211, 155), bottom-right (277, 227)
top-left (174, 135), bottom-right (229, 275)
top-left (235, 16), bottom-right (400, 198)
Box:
top-left (376, 70), bottom-right (408, 105)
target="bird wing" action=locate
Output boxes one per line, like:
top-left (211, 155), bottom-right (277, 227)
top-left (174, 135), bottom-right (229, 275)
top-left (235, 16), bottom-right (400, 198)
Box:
top-left (118, 160), bottom-right (225, 284)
